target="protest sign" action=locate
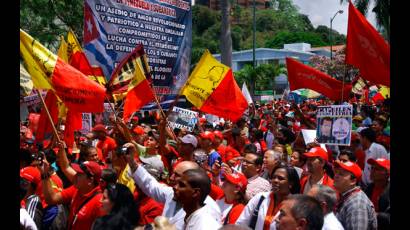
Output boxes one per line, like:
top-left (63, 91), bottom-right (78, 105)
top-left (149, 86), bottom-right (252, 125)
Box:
top-left (84, 0), bottom-right (191, 108)
top-left (23, 90), bottom-right (47, 107)
top-left (316, 105), bottom-right (352, 146)
top-left (81, 113), bottom-right (93, 134)
top-left (167, 106), bottom-right (198, 132)
top-left (301, 129), bottom-right (327, 151)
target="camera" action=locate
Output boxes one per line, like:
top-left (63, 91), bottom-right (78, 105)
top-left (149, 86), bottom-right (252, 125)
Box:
top-left (119, 146), bottom-right (129, 155)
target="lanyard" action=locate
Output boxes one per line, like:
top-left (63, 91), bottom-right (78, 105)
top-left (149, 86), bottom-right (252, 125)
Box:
top-left (263, 193), bottom-right (280, 230)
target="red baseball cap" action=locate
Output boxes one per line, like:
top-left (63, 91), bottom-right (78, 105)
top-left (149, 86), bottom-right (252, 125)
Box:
top-left (200, 131), bottom-right (215, 142)
top-left (20, 166), bottom-right (41, 185)
top-left (224, 172), bottom-right (248, 192)
top-left (92, 124), bottom-right (106, 133)
top-left (72, 161), bottom-right (102, 182)
top-left (367, 158), bottom-right (390, 173)
top-left (333, 160), bottom-right (362, 180)
top-left (213, 131), bottom-right (223, 140)
top-left (225, 148), bottom-right (240, 162)
top-left (304, 147), bottom-right (328, 161)
top-left (133, 126), bottom-right (145, 135)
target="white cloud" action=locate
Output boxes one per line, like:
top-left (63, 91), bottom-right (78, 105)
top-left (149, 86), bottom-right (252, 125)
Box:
top-left (292, 0), bottom-right (377, 35)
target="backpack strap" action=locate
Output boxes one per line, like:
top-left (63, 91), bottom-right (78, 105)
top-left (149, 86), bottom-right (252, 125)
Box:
top-left (249, 195), bottom-right (266, 229)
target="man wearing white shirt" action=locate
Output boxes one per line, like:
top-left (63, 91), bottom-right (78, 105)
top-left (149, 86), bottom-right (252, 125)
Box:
top-left (307, 185), bottom-right (344, 230)
top-left (174, 168), bottom-right (221, 230)
top-left (264, 123), bottom-right (275, 150)
top-left (122, 143), bottom-right (221, 230)
top-left (359, 128), bottom-right (389, 186)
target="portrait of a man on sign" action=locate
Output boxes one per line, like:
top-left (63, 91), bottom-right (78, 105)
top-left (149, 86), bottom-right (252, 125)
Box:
top-left (317, 117), bottom-right (335, 143)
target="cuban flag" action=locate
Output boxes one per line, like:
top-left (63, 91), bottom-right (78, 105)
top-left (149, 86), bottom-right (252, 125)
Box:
top-left (83, 2), bottom-right (117, 79)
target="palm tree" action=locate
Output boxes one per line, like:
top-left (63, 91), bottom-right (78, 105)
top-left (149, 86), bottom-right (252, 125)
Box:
top-left (220, 0), bottom-right (233, 67)
top-left (340, 0), bottom-right (390, 41)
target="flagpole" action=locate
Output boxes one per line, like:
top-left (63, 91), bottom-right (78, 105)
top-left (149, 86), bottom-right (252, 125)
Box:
top-left (66, 28), bottom-right (119, 120)
top-left (342, 64), bottom-right (347, 103)
top-left (37, 89), bottom-right (62, 142)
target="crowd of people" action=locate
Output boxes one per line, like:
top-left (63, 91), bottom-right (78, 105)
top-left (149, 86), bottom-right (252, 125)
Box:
top-left (19, 97), bottom-right (390, 230)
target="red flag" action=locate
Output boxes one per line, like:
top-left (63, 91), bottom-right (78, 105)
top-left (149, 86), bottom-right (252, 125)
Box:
top-left (346, 1), bottom-right (390, 86)
top-left (286, 58), bottom-right (352, 101)
top-left (36, 91), bottom-right (59, 143)
top-left (64, 110), bottom-right (82, 148)
top-left (108, 45), bottom-right (155, 122)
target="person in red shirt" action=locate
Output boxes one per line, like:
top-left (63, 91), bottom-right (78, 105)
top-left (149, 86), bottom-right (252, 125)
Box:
top-left (350, 132), bottom-right (366, 170)
top-left (40, 160), bottom-right (105, 230)
top-left (216, 172), bottom-right (248, 225)
top-left (372, 117), bottom-right (390, 152)
top-left (364, 158), bottom-right (390, 212)
top-left (213, 130), bottom-right (227, 162)
top-left (93, 124), bottom-right (117, 164)
top-left (300, 147), bottom-right (334, 194)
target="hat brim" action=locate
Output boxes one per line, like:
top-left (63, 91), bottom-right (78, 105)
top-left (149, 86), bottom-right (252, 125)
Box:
top-left (71, 163), bottom-right (85, 174)
top-left (367, 159), bottom-right (390, 171)
top-left (333, 161), bottom-right (361, 180)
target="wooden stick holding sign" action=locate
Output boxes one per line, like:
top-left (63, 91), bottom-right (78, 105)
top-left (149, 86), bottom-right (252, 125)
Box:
top-left (37, 89), bottom-right (62, 143)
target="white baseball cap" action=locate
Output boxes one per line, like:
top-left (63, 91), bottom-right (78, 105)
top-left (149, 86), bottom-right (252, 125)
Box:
top-left (179, 134), bottom-right (198, 148)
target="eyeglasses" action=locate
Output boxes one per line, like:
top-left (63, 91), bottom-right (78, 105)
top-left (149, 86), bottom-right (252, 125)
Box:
top-left (242, 159), bottom-right (256, 165)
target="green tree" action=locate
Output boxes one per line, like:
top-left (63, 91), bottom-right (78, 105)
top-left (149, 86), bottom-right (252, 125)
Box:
top-left (234, 63), bottom-right (287, 92)
top-left (265, 31), bottom-right (326, 48)
top-left (20, 0), bottom-right (84, 51)
top-left (315, 25), bottom-right (346, 45)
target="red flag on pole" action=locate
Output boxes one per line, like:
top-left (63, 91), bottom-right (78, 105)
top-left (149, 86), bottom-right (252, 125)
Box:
top-left (36, 91), bottom-right (59, 143)
top-left (346, 1), bottom-right (390, 86)
top-left (286, 58), bottom-right (352, 101)
top-left (64, 110), bottom-right (83, 148)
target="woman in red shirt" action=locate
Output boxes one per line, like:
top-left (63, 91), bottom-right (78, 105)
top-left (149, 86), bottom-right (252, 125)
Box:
top-left (216, 172), bottom-right (248, 225)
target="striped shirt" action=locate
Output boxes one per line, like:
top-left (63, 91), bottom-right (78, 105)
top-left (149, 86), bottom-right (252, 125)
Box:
top-left (336, 187), bottom-right (377, 230)
top-left (25, 195), bottom-right (43, 229)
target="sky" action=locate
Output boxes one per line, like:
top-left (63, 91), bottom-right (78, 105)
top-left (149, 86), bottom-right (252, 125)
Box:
top-left (292, 0), bottom-right (377, 35)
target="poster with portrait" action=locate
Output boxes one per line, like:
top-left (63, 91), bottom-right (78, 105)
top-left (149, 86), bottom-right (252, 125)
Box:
top-left (167, 106), bottom-right (198, 132)
top-left (316, 105), bottom-right (352, 146)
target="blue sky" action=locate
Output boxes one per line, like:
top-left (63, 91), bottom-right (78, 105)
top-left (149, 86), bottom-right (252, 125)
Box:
top-left (292, 0), bottom-right (377, 35)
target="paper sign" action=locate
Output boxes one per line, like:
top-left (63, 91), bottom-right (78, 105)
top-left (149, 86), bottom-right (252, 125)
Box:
top-left (80, 113), bottom-right (92, 134)
top-left (316, 105), bottom-right (353, 146)
top-left (167, 106), bottom-right (198, 132)
top-left (301, 129), bottom-right (327, 151)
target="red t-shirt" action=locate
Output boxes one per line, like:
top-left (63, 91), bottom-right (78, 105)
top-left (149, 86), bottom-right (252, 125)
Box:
top-left (371, 186), bottom-right (384, 212)
top-left (61, 185), bottom-right (105, 230)
top-left (217, 145), bottom-right (227, 162)
top-left (355, 149), bottom-right (366, 170)
top-left (138, 196), bottom-right (165, 225)
top-left (96, 136), bottom-right (117, 162)
top-left (36, 173), bottom-right (64, 208)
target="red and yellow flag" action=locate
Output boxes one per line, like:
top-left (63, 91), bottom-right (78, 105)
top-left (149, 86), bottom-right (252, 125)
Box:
top-left (20, 29), bottom-right (106, 113)
top-left (108, 44), bottom-right (155, 122)
top-left (181, 50), bottom-right (247, 122)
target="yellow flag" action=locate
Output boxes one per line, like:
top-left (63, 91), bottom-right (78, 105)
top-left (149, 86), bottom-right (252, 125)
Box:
top-left (20, 29), bottom-right (56, 90)
top-left (57, 35), bottom-right (69, 63)
top-left (67, 30), bottom-right (83, 54)
top-left (117, 164), bottom-right (136, 193)
top-left (180, 50), bottom-right (229, 108)
top-left (379, 86), bottom-right (390, 98)
top-left (20, 63), bottom-right (33, 96)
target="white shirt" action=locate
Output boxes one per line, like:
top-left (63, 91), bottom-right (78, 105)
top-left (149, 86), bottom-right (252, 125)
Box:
top-left (20, 208), bottom-right (37, 230)
top-left (265, 131), bottom-right (275, 150)
top-left (363, 142), bottom-right (389, 185)
top-left (184, 205), bottom-right (222, 230)
top-left (130, 165), bottom-right (221, 230)
top-left (322, 212), bottom-right (344, 230)
top-left (236, 192), bottom-right (277, 230)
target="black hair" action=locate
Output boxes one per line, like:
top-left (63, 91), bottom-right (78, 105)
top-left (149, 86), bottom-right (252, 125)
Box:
top-left (183, 168), bottom-right (211, 205)
top-left (321, 117), bottom-right (332, 124)
top-left (243, 144), bottom-right (257, 154)
top-left (271, 164), bottom-right (301, 194)
top-left (279, 128), bottom-right (296, 144)
top-left (101, 168), bottom-right (118, 185)
top-left (254, 130), bottom-right (264, 140)
top-left (339, 149), bottom-right (357, 162)
top-left (92, 183), bottom-right (140, 230)
top-left (231, 127), bottom-right (241, 138)
top-left (288, 194), bottom-right (324, 230)
top-left (20, 148), bottom-right (33, 166)
top-left (360, 128), bottom-right (377, 143)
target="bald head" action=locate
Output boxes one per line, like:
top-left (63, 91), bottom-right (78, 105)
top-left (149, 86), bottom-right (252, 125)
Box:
top-left (170, 161), bottom-right (200, 186)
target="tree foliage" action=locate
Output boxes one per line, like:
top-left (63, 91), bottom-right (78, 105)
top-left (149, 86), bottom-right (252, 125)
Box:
top-left (234, 63), bottom-right (287, 91)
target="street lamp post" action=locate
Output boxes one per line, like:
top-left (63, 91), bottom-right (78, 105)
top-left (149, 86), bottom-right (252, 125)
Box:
top-left (330, 10), bottom-right (343, 60)
top-left (252, 0), bottom-right (256, 97)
